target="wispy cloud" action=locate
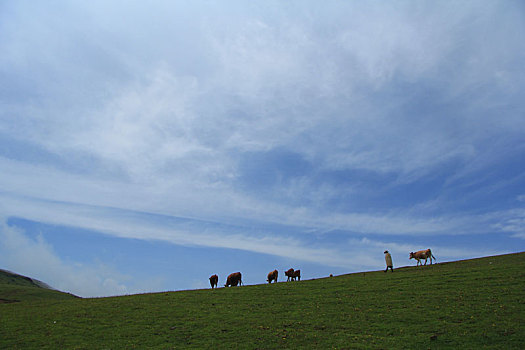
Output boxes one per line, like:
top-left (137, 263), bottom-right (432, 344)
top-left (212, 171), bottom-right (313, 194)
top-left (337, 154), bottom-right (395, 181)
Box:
top-left (1, 188), bottom-right (520, 263)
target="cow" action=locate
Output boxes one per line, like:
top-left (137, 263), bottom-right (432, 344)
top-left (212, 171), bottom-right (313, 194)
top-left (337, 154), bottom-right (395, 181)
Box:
top-left (285, 268), bottom-right (301, 281)
top-left (267, 269), bottom-right (278, 284)
top-left (292, 269), bottom-right (301, 281)
top-left (224, 272), bottom-right (243, 287)
top-left (409, 249), bottom-right (436, 266)
top-left (285, 268), bottom-right (295, 282)
top-left (209, 274), bottom-right (218, 289)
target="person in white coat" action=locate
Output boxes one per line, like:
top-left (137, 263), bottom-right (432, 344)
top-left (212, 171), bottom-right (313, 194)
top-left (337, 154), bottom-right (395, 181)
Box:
top-left (384, 250), bottom-right (394, 272)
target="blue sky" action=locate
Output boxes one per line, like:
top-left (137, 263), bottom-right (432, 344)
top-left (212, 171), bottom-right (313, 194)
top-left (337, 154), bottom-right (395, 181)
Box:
top-left (1, 1), bottom-right (524, 297)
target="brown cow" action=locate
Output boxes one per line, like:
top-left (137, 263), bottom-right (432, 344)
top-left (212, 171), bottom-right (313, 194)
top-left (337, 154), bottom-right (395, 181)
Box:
top-left (285, 268), bottom-right (301, 281)
top-left (285, 268), bottom-right (295, 282)
top-left (224, 272), bottom-right (243, 287)
top-left (409, 249), bottom-right (436, 266)
top-left (292, 269), bottom-right (301, 281)
top-left (209, 274), bottom-right (218, 289)
top-left (267, 269), bottom-right (278, 283)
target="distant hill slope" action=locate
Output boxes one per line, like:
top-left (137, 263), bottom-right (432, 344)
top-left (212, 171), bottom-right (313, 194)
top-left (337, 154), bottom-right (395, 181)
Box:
top-left (0, 269), bottom-right (52, 289)
top-left (0, 269), bottom-right (77, 303)
top-left (1, 252), bottom-right (524, 349)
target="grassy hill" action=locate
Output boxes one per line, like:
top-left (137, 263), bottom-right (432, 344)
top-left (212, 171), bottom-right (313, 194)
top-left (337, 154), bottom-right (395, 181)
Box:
top-left (0, 269), bottom-right (77, 304)
top-left (1, 252), bottom-right (524, 349)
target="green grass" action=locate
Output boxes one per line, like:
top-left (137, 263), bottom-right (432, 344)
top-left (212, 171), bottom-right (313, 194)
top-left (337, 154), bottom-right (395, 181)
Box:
top-left (0, 269), bottom-right (77, 304)
top-left (1, 253), bottom-right (524, 349)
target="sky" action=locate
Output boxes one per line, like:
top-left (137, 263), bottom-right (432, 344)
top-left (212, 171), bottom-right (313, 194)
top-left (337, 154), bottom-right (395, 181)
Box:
top-left (1, 1), bottom-right (524, 297)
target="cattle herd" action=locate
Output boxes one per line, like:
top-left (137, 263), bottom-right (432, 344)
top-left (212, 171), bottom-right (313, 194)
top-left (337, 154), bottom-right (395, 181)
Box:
top-left (209, 268), bottom-right (302, 289)
top-left (209, 249), bottom-right (436, 289)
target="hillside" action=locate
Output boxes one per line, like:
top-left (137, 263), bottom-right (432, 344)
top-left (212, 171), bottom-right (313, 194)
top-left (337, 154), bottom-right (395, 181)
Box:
top-left (0, 269), bottom-right (52, 289)
top-left (1, 252), bottom-right (524, 349)
top-left (0, 269), bottom-right (77, 304)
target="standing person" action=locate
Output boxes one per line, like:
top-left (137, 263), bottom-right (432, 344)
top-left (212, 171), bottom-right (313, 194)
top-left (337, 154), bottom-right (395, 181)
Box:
top-left (384, 250), bottom-right (394, 272)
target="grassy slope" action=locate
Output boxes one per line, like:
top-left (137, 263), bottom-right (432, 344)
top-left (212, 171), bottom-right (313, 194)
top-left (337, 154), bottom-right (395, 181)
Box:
top-left (1, 252), bottom-right (524, 349)
top-left (0, 269), bottom-right (77, 304)
top-left (0, 269), bottom-right (39, 287)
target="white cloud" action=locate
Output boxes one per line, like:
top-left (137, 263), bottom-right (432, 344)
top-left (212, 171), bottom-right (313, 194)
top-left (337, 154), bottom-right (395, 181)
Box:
top-left (1, 189), bottom-right (517, 270)
top-left (489, 209), bottom-right (525, 239)
top-left (2, 1), bottom-right (523, 187)
top-left (0, 192), bottom-right (352, 268)
top-left (0, 156), bottom-right (460, 237)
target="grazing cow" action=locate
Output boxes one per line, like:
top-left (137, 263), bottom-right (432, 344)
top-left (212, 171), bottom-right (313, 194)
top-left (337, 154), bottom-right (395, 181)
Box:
top-left (209, 274), bottom-right (218, 289)
top-left (224, 272), bottom-right (243, 287)
top-left (285, 268), bottom-right (295, 282)
top-left (292, 269), bottom-right (301, 281)
top-left (267, 269), bottom-right (278, 284)
top-left (409, 249), bottom-right (436, 266)
top-left (285, 268), bottom-right (301, 281)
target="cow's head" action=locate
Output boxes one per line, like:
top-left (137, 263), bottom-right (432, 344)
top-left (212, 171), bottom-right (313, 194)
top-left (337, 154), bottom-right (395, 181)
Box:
top-left (409, 252), bottom-right (414, 259)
